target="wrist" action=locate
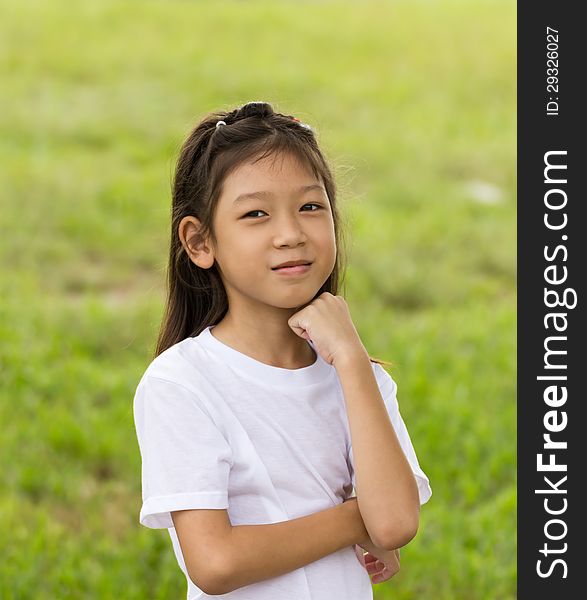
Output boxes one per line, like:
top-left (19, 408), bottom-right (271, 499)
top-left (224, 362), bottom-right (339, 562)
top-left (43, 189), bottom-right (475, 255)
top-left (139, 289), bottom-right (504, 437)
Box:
top-left (341, 497), bottom-right (370, 546)
top-left (333, 346), bottom-right (370, 372)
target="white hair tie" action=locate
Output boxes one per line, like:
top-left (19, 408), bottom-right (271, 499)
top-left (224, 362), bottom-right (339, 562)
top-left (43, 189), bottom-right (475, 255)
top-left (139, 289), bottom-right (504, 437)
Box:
top-left (215, 120), bottom-right (227, 129)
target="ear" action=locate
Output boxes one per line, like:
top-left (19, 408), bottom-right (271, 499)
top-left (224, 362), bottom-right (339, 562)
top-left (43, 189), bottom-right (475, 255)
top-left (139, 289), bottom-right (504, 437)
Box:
top-left (178, 216), bottom-right (215, 269)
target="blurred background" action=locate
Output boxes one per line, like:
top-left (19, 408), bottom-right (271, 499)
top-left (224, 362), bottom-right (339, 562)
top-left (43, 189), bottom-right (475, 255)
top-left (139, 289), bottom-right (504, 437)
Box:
top-left (1, 0), bottom-right (516, 598)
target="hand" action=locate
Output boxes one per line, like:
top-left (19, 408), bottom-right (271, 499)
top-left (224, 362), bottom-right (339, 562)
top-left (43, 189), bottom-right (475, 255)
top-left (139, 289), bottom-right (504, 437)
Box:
top-left (343, 497), bottom-right (401, 584)
top-left (353, 542), bottom-right (401, 585)
top-left (287, 292), bottom-right (367, 367)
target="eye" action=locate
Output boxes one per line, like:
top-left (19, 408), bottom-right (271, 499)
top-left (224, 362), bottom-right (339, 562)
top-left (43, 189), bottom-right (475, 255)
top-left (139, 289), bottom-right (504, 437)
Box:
top-left (242, 210), bottom-right (267, 218)
top-left (242, 204), bottom-right (323, 219)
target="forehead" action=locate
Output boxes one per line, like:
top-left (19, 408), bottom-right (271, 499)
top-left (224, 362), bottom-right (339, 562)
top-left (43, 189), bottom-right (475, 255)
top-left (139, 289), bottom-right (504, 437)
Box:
top-left (221, 151), bottom-right (320, 196)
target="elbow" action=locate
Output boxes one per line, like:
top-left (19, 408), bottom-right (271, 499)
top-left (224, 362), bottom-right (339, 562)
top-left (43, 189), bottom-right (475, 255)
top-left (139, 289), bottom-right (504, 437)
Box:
top-left (374, 512), bottom-right (420, 550)
top-left (187, 555), bottom-right (234, 596)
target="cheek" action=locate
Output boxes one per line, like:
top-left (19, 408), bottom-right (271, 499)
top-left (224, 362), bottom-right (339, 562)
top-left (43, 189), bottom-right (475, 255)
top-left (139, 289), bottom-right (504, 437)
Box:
top-left (217, 226), bottom-right (257, 256)
top-left (225, 239), bottom-right (265, 275)
top-left (318, 227), bottom-right (337, 255)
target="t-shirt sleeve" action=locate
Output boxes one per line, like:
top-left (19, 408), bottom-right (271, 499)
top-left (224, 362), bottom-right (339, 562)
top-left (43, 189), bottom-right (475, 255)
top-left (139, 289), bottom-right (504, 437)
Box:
top-left (348, 364), bottom-right (432, 506)
top-left (133, 375), bottom-right (233, 529)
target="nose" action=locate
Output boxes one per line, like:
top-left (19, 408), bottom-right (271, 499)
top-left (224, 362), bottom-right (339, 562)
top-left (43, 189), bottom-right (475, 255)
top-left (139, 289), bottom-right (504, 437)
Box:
top-left (272, 213), bottom-right (307, 247)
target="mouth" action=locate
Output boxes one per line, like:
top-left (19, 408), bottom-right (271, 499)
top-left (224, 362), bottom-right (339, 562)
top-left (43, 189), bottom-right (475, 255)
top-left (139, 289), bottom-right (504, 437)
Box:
top-left (271, 263), bottom-right (312, 275)
top-left (271, 261), bottom-right (313, 270)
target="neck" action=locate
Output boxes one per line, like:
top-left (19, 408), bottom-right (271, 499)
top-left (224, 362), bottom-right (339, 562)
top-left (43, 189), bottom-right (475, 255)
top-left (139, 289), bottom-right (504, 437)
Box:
top-left (211, 308), bottom-right (316, 369)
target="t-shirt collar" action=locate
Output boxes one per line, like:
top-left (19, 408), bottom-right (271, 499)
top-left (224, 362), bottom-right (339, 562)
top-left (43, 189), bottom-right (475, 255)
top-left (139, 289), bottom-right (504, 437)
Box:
top-left (192, 325), bottom-right (334, 387)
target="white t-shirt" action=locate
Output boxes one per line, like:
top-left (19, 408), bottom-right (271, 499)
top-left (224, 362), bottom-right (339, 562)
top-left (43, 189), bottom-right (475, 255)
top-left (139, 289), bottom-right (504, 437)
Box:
top-left (133, 325), bottom-right (432, 600)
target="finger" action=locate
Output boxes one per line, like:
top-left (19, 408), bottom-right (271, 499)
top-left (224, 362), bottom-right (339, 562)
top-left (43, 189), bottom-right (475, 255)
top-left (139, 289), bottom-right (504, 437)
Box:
top-left (372, 563), bottom-right (400, 584)
top-left (287, 313), bottom-right (306, 331)
top-left (365, 560), bottom-right (386, 575)
top-left (288, 322), bottom-right (307, 338)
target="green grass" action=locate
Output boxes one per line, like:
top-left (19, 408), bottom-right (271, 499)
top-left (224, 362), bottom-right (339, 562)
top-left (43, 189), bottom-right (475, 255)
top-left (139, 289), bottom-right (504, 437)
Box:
top-left (1, 0), bottom-right (516, 598)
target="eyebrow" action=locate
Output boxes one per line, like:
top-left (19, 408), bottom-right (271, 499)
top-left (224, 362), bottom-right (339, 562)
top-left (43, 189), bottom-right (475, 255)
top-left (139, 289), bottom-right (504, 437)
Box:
top-left (232, 184), bottom-right (326, 205)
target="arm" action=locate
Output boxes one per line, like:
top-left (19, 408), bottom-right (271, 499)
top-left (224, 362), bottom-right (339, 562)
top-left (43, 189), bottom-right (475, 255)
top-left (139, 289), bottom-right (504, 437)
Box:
top-left (172, 497), bottom-right (370, 595)
top-left (336, 351), bottom-right (421, 550)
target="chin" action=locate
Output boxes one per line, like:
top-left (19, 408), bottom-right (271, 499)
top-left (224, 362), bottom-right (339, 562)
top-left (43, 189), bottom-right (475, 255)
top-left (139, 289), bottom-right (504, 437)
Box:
top-left (275, 289), bottom-right (321, 310)
top-left (249, 288), bottom-right (305, 309)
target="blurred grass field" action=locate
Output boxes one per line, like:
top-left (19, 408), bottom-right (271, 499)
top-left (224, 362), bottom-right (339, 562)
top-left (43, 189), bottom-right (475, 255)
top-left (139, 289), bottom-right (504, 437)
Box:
top-left (0, 0), bottom-right (516, 598)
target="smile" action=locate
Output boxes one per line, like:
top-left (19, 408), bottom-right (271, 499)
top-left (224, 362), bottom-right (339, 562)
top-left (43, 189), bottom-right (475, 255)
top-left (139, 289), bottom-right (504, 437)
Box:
top-left (272, 264), bottom-right (312, 276)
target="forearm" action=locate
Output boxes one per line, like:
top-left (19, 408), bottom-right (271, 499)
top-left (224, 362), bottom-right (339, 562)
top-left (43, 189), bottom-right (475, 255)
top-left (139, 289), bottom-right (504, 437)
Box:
top-left (336, 352), bottom-right (420, 549)
top-left (222, 499), bottom-right (368, 593)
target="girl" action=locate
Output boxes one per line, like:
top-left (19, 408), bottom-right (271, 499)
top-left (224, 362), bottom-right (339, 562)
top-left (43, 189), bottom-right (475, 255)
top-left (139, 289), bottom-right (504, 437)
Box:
top-left (133, 101), bottom-right (431, 600)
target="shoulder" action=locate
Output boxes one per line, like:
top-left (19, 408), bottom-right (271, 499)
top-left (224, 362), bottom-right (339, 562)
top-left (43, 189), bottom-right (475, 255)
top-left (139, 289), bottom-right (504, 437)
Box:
top-left (133, 339), bottom-right (223, 427)
top-left (136, 337), bottom-right (212, 395)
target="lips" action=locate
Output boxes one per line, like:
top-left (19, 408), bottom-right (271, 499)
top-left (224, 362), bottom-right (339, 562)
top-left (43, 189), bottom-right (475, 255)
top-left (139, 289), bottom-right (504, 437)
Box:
top-left (272, 263), bottom-right (312, 276)
top-left (271, 260), bottom-right (312, 270)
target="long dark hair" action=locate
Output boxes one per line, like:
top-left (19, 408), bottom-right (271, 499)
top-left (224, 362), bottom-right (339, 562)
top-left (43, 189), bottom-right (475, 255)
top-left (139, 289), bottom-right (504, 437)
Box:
top-left (155, 101), bottom-right (392, 368)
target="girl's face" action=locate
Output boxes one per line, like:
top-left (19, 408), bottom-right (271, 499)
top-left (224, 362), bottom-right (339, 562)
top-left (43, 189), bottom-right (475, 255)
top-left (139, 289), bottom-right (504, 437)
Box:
top-left (210, 151), bottom-right (337, 311)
